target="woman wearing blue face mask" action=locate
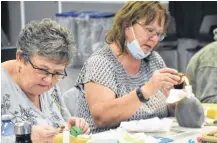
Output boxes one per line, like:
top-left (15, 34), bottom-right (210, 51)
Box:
top-left (73, 1), bottom-right (184, 133)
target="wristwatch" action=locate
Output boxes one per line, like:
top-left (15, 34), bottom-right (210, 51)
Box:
top-left (136, 87), bottom-right (150, 103)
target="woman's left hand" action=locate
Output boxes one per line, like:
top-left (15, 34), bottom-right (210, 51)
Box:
top-left (163, 72), bottom-right (185, 96)
top-left (67, 117), bottom-right (90, 135)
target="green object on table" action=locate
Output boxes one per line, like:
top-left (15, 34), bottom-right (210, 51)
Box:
top-left (70, 126), bottom-right (83, 137)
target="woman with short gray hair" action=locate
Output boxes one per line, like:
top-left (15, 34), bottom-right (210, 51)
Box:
top-left (1, 18), bottom-right (90, 143)
top-left (17, 18), bottom-right (75, 65)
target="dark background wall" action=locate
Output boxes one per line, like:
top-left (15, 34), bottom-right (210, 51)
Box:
top-left (1, 1), bottom-right (129, 63)
top-left (1, 1), bottom-right (128, 46)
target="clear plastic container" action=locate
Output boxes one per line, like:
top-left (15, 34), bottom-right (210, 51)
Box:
top-left (1, 114), bottom-right (16, 143)
top-left (55, 11), bottom-right (115, 67)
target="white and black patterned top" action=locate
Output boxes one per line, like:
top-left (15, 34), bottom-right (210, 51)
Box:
top-left (1, 67), bottom-right (71, 128)
top-left (74, 46), bottom-right (169, 133)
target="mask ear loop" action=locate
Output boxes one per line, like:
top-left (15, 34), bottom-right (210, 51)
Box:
top-left (130, 25), bottom-right (136, 40)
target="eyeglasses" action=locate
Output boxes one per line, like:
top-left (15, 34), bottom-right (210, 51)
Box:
top-left (136, 22), bottom-right (166, 41)
top-left (27, 58), bottom-right (67, 81)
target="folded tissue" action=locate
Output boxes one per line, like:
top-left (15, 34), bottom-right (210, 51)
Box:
top-left (117, 128), bottom-right (159, 143)
top-left (120, 117), bottom-right (173, 133)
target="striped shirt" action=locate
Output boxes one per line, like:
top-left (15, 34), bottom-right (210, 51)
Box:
top-left (74, 45), bottom-right (168, 133)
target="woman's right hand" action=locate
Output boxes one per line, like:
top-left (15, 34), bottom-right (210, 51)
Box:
top-left (143, 68), bottom-right (182, 97)
top-left (31, 124), bottom-right (58, 143)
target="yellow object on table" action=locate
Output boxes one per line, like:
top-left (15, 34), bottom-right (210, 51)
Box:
top-left (53, 133), bottom-right (90, 143)
top-left (202, 103), bottom-right (217, 119)
top-left (202, 129), bottom-right (217, 142)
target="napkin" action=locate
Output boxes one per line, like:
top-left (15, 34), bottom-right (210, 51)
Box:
top-left (120, 117), bottom-right (173, 132)
top-left (166, 89), bottom-right (187, 104)
top-left (117, 128), bottom-right (159, 143)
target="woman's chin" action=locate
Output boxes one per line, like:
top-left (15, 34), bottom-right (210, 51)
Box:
top-left (141, 48), bottom-right (151, 54)
top-left (32, 86), bottom-right (51, 95)
top-left (141, 45), bottom-right (152, 52)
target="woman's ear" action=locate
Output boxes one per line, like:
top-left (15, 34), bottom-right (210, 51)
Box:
top-left (15, 49), bottom-right (24, 73)
top-left (16, 49), bottom-right (23, 62)
top-left (124, 25), bottom-right (131, 38)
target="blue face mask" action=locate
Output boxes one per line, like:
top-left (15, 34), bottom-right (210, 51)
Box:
top-left (127, 27), bottom-right (151, 59)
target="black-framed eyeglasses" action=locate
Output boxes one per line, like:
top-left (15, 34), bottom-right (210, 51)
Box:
top-left (136, 22), bottom-right (166, 41)
top-left (27, 58), bottom-right (67, 81)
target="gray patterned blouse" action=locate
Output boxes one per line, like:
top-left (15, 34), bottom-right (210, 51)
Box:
top-left (74, 46), bottom-right (169, 133)
top-left (1, 67), bottom-right (71, 128)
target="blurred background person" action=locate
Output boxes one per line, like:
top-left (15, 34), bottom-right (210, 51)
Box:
top-left (186, 29), bottom-right (217, 103)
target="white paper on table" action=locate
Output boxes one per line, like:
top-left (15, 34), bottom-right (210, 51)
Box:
top-left (92, 128), bottom-right (159, 143)
top-left (117, 128), bottom-right (159, 143)
top-left (166, 89), bottom-right (187, 104)
top-left (120, 117), bottom-right (173, 132)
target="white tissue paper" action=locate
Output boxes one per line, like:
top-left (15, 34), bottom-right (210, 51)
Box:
top-left (166, 89), bottom-right (187, 104)
top-left (117, 128), bottom-right (159, 143)
top-left (92, 128), bottom-right (159, 143)
top-left (120, 117), bottom-right (173, 133)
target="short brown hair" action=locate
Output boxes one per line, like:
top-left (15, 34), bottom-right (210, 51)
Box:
top-left (105, 1), bottom-right (169, 54)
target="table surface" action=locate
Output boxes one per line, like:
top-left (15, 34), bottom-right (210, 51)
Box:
top-left (93, 118), bottom-right (217, 143)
